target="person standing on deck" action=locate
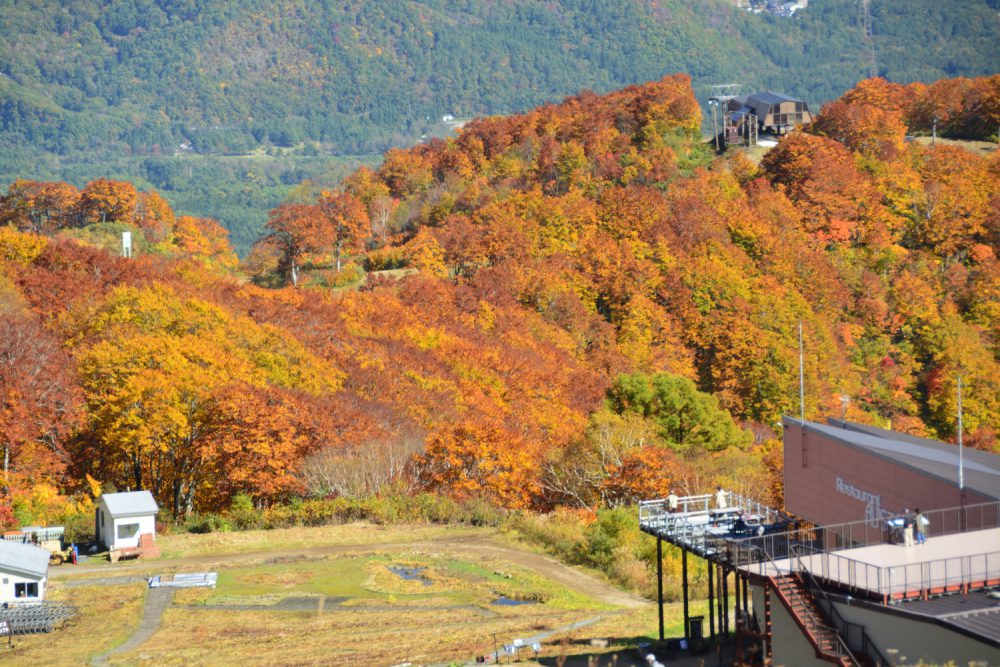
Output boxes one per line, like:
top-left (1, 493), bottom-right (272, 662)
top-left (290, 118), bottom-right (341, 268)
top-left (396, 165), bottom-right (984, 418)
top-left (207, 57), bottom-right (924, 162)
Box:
top-left (914, 508), bottom-right (928, 545)
top-left (902, 509), bottom-right (915, 547)
top-left (667, 490), bottom-right (679, 513)
top-left (715, 486), bottom-right (728, 510)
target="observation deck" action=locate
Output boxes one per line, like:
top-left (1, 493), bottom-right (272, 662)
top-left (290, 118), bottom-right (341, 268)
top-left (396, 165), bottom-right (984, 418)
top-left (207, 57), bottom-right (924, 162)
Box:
top-left (639, 492), bottom-right (1000, 665)
top-left (638, 491), bottom-right (793, 559)
top-left (726, 501), bottom-right (1000, 604)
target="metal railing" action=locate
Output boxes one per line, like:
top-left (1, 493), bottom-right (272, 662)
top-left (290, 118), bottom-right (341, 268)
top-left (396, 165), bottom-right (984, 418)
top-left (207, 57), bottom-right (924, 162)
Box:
top-left (638, 492), bottom-right (787, 555)
top-left (747, 544), bottom-right (862, 667)
top-left (729, 501), bottom-right (1000, 561)
top-left (775, 539), bottom-right (1000, 603)
top-left (791, 545), bottom-right (890, 667)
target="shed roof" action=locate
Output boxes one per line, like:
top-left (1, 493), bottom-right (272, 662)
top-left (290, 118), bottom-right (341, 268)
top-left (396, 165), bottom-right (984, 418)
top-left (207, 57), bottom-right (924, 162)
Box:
top-left (0, 541), bottom-right (50, 579)
top-left (100, 490), bottom-right (159, 518)
top-left (785, 418), bottom-right (1000, 500)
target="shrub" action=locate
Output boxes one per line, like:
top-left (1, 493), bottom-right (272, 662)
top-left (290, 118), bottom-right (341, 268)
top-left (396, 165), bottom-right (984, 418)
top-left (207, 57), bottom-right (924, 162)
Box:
top-left (227, 493), bottom-right (263, 530)
top-left (364, 246), bottom-right (408, 271)
top-left (184, 513), bottom-right (231, 534)
top-left (62, 511), bottom-right (96, 545)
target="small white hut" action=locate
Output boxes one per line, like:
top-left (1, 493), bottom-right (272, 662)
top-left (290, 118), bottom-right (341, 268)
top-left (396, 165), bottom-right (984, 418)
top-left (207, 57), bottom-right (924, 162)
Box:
top-left (96, 491), bottom-right (159, 551)
top-left (0, 540), bottom-right (49, 602)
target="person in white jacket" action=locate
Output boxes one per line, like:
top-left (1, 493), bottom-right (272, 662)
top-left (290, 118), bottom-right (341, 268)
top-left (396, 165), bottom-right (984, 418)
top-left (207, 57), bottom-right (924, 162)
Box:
top-left (715, 486), bottom-right (728, 510)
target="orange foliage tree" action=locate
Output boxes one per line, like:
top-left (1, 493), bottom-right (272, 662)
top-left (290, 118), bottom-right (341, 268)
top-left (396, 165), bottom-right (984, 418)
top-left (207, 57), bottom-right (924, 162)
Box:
top-left (0, 180), bottom-right (79, 233)
top-left (262, 203), bottom-right (331, 287)
top-left (414, 423), bottom-right (541, 510)
top-left (0, 312), bottom-right (82, 488)
top-left (76, 178), bottom-right (138, 225)
top-left (319, 190), bottom-right (370, 272)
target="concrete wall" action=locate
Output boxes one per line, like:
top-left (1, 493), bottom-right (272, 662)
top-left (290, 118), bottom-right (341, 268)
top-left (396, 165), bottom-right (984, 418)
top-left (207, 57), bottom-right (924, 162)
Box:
top-left (750, 582), bottom-right (828, 667)
top-left (0, 570), bottom-right (45, 602)
top-left (784, 422), bottom-right (991, 527)
top-left (832, 599), bottom-right (1000, 665)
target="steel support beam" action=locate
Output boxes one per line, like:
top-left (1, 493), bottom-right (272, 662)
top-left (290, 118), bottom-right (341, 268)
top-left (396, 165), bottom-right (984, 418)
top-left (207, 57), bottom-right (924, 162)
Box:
top-left (682, 548), bottom-right (690, 641)
top-left (722, 565), bottom-right (729, 635)
top-left (716, 563), bottom-right (724, 638)
top-left (657, 537), bottom-right (664, 640)
top-left (708, 556), bottom-right (715, 640)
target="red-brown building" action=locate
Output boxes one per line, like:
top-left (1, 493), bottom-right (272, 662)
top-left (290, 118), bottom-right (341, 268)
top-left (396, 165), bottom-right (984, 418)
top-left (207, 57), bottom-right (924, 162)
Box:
top-left (784, 417), bottom-right (1000, 527)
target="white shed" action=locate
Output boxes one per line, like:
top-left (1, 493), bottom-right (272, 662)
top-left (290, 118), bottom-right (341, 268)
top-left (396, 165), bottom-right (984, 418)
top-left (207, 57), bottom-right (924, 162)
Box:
top-left (0, 540), bottom-right (49, 602)
top-left (96, 491), bottom-right (159, 551)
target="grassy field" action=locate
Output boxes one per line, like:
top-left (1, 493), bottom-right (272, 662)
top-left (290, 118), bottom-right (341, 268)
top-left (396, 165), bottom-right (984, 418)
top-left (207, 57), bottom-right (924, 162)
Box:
top-left (156, 523), bottom-right (485, 560)
top-left (5, 582), bottom-right (147, 665)
top-left (22, 524), bottom-right (719, 666)
top-left (106, 546), bottom-right (620, 665)
top-left (910, 135), bottom-right (998, 155)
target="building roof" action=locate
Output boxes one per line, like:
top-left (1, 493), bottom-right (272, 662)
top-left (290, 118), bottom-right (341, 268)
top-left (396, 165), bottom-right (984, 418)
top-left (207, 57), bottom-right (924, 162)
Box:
top-left (747, 91), bottom-right (805, 106)
top-left (100, 490), bottom-right (159, 518)
top-left (0, 541), bottom-right (50, 579)
top-left (786, 418), bottom-right (1000, 500)
top-left (898, 590), bottom-right (1000, 647)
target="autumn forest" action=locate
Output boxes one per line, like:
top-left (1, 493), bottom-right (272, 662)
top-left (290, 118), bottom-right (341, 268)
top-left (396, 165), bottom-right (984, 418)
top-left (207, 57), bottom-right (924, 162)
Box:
top-left (1, 74), bottom-right (999, 565)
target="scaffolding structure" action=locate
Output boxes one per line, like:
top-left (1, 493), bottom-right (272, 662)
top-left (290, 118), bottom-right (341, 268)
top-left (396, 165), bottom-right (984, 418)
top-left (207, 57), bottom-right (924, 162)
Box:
top-left (639, 491), bottom-right (793, 650)
top-left (707, 83), bottom-right (758, 149)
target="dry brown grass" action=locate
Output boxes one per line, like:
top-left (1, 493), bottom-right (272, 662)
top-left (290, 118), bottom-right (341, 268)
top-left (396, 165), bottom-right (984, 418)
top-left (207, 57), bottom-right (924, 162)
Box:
top-left (910, 136), bottom-right (998, 155)
top-left (106, 606), bottom-right (603, 666)
top-left (4, 581), bottom-right (146, 666)
top-left (157, 522), bottom-right (485, 559)
top-left (29, 524), bottom-right (666, 665)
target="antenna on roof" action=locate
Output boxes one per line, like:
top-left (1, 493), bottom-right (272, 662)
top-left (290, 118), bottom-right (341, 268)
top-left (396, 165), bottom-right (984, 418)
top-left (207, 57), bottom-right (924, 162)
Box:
top-left (799, 320), bottom-right (805, 423)
top-left (958, 375), bottom-right (964, 490)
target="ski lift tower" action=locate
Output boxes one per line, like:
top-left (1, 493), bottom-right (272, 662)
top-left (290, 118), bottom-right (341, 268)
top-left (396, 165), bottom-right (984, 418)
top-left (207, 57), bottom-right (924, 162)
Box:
top-left (707, 84), bottom-right (741, 151)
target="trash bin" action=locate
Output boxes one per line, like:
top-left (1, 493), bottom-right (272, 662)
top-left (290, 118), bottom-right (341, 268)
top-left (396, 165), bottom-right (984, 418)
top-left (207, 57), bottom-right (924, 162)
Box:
top-left (688, 615), bottom-right (704, 641)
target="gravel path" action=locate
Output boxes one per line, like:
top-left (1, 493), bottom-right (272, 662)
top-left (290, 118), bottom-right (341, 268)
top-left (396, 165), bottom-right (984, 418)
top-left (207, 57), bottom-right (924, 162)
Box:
top-left (89, 587), bottom-right (175, 666)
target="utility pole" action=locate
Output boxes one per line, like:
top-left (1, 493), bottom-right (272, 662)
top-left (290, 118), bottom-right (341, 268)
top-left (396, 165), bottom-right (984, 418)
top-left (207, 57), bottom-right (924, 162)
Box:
top-left (798, 321), bottom-right (805, 423)
top-left (710, 100), bottom-right (719, 151)
top-left (861, 0), bottom-right (877, 78)
top-left (957, 376), bottom-right (964, 490)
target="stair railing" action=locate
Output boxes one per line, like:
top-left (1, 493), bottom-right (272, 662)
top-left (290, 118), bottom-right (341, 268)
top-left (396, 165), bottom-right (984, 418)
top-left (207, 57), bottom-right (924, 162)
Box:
top-left (791, 544), bottom-right (889, 667)
top-left (742, 543), bottom-right (862, 667)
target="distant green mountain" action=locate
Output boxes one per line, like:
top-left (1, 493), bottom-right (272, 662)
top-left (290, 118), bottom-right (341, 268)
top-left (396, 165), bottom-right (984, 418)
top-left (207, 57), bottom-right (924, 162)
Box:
top-left (2, 0), bottom-right (998, 253)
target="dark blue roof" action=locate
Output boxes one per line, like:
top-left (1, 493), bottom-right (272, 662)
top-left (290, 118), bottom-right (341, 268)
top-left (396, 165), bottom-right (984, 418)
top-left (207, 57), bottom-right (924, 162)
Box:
top-left (748, 91), bottom-right (806, 106)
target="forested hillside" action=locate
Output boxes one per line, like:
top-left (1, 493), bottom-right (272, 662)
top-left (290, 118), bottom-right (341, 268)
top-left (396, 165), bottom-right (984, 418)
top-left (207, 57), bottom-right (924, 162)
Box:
top-left (2, 0), bottom-right (999, 252)
top-left (1, 74), bottom-right (998, 534)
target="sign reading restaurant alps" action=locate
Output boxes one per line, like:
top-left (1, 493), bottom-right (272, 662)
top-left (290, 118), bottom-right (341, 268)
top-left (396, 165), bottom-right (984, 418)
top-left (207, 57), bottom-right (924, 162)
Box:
top-left (836, 477), bottom-right (895, 527)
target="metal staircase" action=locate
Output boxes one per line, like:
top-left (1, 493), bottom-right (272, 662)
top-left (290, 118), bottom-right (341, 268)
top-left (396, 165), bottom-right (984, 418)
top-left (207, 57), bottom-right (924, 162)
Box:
top-left (771, 573), bottom-right (857, 666)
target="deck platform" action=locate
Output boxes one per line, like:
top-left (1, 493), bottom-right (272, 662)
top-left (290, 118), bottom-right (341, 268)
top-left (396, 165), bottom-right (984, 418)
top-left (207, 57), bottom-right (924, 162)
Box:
top-left (761, 528), bottom-right (1000, 602)
top-left (638, 493), bottom-right (790, 558)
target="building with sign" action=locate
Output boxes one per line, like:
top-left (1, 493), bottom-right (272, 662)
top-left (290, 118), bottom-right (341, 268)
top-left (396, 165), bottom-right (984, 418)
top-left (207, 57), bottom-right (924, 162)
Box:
top-left (783, 418), bottom-right (1000, 526)
top-left (638, 418), bottom-right (1000, 666)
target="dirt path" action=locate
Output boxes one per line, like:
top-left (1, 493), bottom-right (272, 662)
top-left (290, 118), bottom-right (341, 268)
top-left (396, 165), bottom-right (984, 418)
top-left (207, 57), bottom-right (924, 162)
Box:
top-left (89, 587), bottom-right (175, 666)
top-left (51, 535), bottom-right (649, 610)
